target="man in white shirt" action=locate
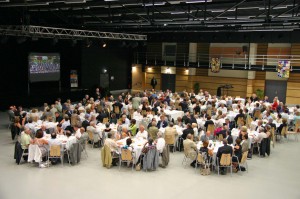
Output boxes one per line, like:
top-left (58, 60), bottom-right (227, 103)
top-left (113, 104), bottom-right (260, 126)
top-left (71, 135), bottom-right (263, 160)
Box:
top-left (65, 131), bottom-right (77, 150)
top-left (61, 115), bottom-right (71, 130)
top-left (218, 103), bottom-right (227, 114)
top-left (156, 132), bottom-right (165, 154)
top-left (133, 108), bottom-right (142, 119)
top-left (121, 114), bottom-right (130, 125)
top-left (136, 125), bottom-right (148, 140)
top-left (86, 121), bottom-right (102, 143)
top-left (73, 124), bottom-right (81, 139)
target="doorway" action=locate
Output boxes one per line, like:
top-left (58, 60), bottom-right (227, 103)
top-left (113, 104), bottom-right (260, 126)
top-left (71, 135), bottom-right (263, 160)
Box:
top-left (265, 80), bottom-right (287, 104)
top-left (161, 74), bottom-right (176, 92)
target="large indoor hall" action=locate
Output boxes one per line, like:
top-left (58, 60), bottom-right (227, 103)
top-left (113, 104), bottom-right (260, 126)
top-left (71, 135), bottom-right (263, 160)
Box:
top-left (0, 0), bottom-right (300, 199)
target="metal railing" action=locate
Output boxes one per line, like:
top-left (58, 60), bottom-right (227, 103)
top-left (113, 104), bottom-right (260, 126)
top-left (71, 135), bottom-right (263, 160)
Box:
top-left (134, 52), bottom-right (300, 71)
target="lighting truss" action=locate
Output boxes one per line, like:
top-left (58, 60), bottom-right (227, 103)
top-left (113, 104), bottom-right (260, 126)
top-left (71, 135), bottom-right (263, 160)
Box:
top-left (0, 25), bottom-right (147, 41)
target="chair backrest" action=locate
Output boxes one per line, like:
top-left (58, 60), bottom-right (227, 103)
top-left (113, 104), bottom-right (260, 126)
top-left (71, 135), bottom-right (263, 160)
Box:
top-left (87, 130), bottom-right (94, 140)
top-left (281, 126), bottom-right (287, 136)
top-left (197, 152), bottom-right (206, 164)
top-left (246, 115), bottom-right (253, 128)
top-left (254, 110), bottom-right (261, 118)
top-left (237, 117), bottom-right (244, 126)
top-left (218, 134), bottom-right (224, 141)
top-left (165, 134), bottom-right (175, 145)
top-left (49, 145), bottom-right (61, 157)
top-left (103, 118), bottom-right (109, 123)
top-left (220, 153), bottom-right (231, 166)
top-left (114, 106), bottom-right (120, 114)
top-left (207, 109), bottom-right (212, 117)
top-left (207, 124), bottom-right (215, 133)
top-left (240, 151), bottom-right (248, 164)
top-left (295, 120), bottom-right (300, 132)
top-left (121, 149), bottom-right (132, 161)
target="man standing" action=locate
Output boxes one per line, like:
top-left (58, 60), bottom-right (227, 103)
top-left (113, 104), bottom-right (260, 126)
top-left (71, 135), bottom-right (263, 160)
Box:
top-left (151, 77), bottom-right (157, 90)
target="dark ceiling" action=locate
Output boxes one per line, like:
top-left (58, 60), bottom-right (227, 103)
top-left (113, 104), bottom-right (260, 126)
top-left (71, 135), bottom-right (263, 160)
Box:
top-left (0, 0), bottom-right (299, 34)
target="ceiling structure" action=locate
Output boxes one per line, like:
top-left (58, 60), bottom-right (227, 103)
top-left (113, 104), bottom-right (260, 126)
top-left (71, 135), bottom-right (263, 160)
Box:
top-left (0, 0), bottom-right (299, 34)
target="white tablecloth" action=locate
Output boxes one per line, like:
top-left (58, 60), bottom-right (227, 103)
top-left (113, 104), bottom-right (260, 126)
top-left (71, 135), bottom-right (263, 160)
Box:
top-left (116, 137), bottom-right (147, 164)
top-left (231, 128), bottom-right (257, 148)
top-left (164, 110), bottom-right (184, 121)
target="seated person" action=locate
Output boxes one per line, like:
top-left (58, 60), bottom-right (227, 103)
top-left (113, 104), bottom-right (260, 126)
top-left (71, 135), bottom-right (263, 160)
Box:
top-left (232, 138), bottom-right (242, 172)
top-left (20, 127), bottom-right (32, 160)
top-left (225, 130), bottom-right (233, 145)
top-left (48, 132), bottom-right (63, 164)
top-left (103, 122), bottom-right (112, 139)
top-left (199, 140), bottom-right (212, 160)
top-left (65, 130), bottom-right (77, 150)
top-left (128, 119), bottom-right (137, 136)
top-left (216, 139), bottom-right (233, 175)
top-left (104, 132), bottom-right (119, 166)
top-left (148, 121), bottom-right (159, 140)
top-left (183, 134), bottom-right (197, 167)
top-left (136, 125), bottom-right (148, 140)
top-left (31, 129), bottom-right (49, 158)
top-left (121, 126), bottom-right (130, 139)
top-left (277, 118), bottom-right (287, 138)
top-left (122, 138), bottom-right (133, 151)
top-left (200, 131), bottom-right (214, 142)
top-left (204, 116), bottom-right (214, 130)
top-left (182, 123), bottom-right (194, 140)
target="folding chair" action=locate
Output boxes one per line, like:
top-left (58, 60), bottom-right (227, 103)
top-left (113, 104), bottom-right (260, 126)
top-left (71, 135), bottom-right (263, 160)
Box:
top-left (217, 153), bottom-right (232, 176)
top-left (182, 148), bottom-right (196, 168)
top-left (194, 152), bottom-right (209, 173)
top-left (103, 117), bottom-right (109, 124)
top-left (239, 151), bottom-right (249, 173)
top-left (119, 149), bottom-right (134, 171)
top-left (48, 145), bottom-right (64, 167)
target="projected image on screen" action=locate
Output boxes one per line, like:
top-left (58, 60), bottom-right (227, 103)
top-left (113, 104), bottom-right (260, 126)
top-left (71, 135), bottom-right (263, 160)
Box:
top-left (29, 53), bottom-right (60, 82)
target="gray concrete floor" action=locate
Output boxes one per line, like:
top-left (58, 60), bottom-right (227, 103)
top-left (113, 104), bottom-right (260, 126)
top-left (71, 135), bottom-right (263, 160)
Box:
top-left (0, 112), bottom-right (299, 199)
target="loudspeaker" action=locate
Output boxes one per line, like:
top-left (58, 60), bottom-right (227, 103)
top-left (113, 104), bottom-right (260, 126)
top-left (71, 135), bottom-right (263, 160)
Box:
top-left (242, 46), bottom-right (248, 53)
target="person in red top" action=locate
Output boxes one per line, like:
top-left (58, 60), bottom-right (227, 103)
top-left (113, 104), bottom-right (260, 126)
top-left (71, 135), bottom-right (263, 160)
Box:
top-left (271, 97), bottom-right (279, 111)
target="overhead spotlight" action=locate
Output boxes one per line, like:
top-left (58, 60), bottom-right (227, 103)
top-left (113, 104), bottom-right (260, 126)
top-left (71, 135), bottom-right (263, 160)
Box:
top-left (102, 41), bottom-right (107, 48)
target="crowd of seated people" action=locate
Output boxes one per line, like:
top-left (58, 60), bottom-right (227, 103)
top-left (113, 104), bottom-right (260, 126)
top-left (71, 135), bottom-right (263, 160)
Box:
top-left (9, 87), bottom-right (300, 172)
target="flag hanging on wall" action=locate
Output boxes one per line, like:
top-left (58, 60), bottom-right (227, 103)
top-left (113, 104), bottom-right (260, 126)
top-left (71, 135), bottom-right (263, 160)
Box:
top-left (277, 60), bottom-right (290, 78)
top-left (211, 57), bottom-right (221, 73)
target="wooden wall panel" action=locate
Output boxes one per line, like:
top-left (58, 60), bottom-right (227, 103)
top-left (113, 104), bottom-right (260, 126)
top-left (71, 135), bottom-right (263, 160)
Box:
top-left (176, 68), bottom-right (189, 76)
top-left (196, 68), bottom-right (208, 76)
top-left (256, 43), bottom-right (268, 65)
top-left (255, 71), bottom-right (266, 80)
top-left (286, 73), bottom-right (300, 104)
top-left (176, 75), bottom-right (189, 91)
top-left (291, 43), bottom-right (300, 67)
top-left (183, 76), bottom-right (247, 97)
top-left (145, 66), bottom-right (161, 90)
top-left (197, 43), bottom-right (210, 62)
top-left (253, 80), bottom-right (265, 94)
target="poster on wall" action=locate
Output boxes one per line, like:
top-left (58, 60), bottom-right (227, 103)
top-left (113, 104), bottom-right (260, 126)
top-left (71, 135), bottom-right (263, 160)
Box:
top-left (210, 57), bottom-right (221, 73)
top-left (70, 70), bottom-right (78, 87)
top-left (277, 60), bottom-right (290, 78)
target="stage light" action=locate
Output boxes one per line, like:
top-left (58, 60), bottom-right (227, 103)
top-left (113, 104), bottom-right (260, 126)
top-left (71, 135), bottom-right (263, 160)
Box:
top-left (102, 41), bottom-right (107, 48)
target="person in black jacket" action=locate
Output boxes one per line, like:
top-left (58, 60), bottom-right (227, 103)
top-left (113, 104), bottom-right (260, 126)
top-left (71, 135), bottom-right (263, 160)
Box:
top-left (217, 139), bottom-right (233, 175)
top-left (81, 114), bottom-right (90, 131)
top-left (181, 123), bottom-right (194, 140)
top-left (179, 99), bottom-right (189, 112)
top-left (225, 130), bottom-right (233, 145)
top-left (204, 116), bottom-right (214, 130)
